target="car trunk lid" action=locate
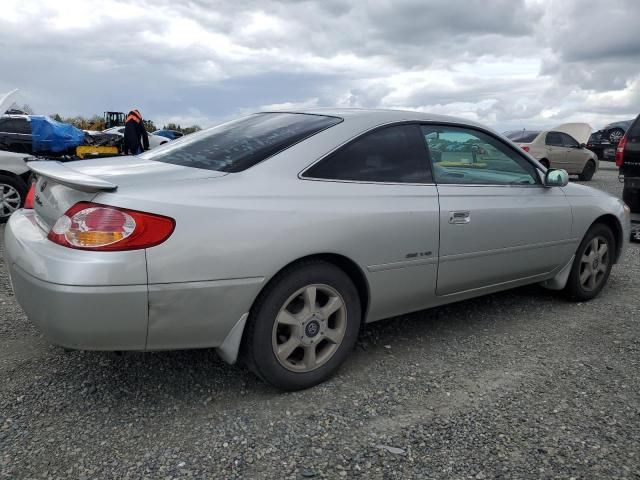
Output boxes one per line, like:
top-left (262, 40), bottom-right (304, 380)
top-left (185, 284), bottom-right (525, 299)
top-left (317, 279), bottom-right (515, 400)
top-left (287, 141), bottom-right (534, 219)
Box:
top-left (29, 156), bottom-right (227, 229)
top-left (551, 122), bottom-right (592, 145)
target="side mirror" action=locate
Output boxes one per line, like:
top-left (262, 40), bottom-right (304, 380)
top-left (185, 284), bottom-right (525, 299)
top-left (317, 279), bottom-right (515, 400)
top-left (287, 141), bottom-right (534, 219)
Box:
top-left (579, 143), bottom-right (586, 149)
top-left (544, 169), bottom-right (569, 187)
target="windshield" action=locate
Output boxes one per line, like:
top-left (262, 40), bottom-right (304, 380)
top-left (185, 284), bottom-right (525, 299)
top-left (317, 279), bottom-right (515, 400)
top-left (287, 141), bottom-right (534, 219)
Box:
top-left (140, 113), bottom-right (342, 172)
top-left (504, 130), bottom-right (540, 143)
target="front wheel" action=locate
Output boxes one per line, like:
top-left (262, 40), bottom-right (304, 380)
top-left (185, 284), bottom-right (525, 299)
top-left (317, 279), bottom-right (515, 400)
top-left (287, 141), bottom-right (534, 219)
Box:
top-left (578, 160), bottom-right (596, 181)
top-left (564, 224), bottom-right (615, 301)
top-left (242, 261), bottom-right (361, 391)
top-left (0, 174), bottom-right (27, 222)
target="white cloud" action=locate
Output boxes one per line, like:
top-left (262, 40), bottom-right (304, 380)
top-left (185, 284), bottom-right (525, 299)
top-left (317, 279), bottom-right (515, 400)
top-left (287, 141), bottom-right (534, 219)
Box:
top-left (1, 0), bottom-right (639, 132)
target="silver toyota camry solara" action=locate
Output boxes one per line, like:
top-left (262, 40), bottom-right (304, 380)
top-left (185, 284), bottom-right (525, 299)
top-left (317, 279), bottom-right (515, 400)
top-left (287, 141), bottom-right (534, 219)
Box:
top-left (4, 109), bottom-right (631, 390)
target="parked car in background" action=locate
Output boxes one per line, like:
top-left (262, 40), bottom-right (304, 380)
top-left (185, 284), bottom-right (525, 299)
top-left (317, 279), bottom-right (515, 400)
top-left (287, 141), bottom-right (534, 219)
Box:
top-left (5, 109), bottom-right (630, 390)
top-left (616, 114), bottom-right (640, 217)
top-left (587, 131), bottom-right (615, 161)
top-left (0, 115), bottom-right (87, 156)
top-left (602, 119), bottom-right (634, 144)
top-left (153, 129), bottom-right (184, 140)
top-left (103, 126), bottom-right (169, 150)
top-left (505, 123), bottom-right (599, 180)
top-left (0, 150), bottom-right (32, 220)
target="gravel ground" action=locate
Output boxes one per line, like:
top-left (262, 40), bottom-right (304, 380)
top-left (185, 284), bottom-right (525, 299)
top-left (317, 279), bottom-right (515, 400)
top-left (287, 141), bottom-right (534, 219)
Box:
top-left (1, 163), bottom-right (639, 479)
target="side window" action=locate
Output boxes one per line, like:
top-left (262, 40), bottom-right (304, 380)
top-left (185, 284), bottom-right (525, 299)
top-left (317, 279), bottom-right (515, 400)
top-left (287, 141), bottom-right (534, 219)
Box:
top-left (0, 120), bottom-right (18, 133)
top-left (1, 119), bottom-right (30, 134)
top-left (422, 125), bottom-right (538, 186)
top-left (628, 117), bottom-right (640, 142)
top-left (304, 124), bottom-right (432, 183)
top-left (560, 133), bottom-right (579, 147)
top-left (545, 132), bottom-right (563, 146)
top-left (13, 119), bottom-right (30, 134)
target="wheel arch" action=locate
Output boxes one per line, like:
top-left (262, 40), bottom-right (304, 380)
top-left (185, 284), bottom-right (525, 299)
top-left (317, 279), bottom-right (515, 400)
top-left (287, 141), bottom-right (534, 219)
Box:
top-left (226, 253), bottom-right (370, 366)
top-left (254, 253), bottom-right (371, 322)
top-left (0, 170), bottom-right (29, 185)
top-left (591, 214), bottom-right (623, 263)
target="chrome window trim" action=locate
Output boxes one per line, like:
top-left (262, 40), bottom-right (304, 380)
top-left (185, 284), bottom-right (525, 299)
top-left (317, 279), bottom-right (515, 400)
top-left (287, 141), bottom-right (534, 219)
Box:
top-left (299, 120), bottom-right (546, 187)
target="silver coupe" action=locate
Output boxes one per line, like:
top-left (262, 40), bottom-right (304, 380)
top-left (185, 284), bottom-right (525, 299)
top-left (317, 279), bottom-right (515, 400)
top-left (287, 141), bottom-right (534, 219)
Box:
top-left (4, 109), bottom-right (631, 390)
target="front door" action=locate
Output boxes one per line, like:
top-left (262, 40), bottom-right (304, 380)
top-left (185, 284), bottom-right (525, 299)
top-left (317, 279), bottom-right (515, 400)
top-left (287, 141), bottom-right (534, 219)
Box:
top-left (561, 132), bottom-right (588, 174)
top-left (421, 125), bottom-right (573, 296)
top-left (544, 131), bottom-right (569, 170)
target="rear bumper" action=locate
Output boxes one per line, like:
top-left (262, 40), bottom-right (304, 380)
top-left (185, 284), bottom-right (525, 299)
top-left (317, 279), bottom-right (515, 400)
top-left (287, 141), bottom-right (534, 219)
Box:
top-left (9, 262), bottom-right (149, 349)
top-left (4, 210), bottom-right (265, 356)
top-left (5, 209), bottom-right (150, 349)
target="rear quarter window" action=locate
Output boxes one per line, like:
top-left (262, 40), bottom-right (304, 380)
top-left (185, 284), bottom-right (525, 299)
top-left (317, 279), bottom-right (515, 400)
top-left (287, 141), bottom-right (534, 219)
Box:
top-left (505, 131), bottom-right (540, 143)
top-left (627, 116), bottom-right (640, 141)
top-left (141, 113), bottom-right (342, 172)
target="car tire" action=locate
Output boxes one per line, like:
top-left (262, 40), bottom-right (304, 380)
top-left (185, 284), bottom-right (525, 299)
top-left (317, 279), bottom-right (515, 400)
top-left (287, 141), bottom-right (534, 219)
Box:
top-left (622, 186), bottom-right (640, 213)
top-left (0, 174), bottom-right (27, 222)
top-left (578, 160), bottom-right (596, 181)
top-left (608, 128), bottom-right (625, 144)
top-left (539, 158), bottom-right (550, 169)
top-left (564, 223), bottom-right (615, 302)
top-left (242, 260), bottom-right (361, 391)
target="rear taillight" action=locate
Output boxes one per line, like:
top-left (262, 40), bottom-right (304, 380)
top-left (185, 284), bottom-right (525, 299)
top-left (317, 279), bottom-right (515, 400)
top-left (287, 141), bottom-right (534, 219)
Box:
top-left (520, 145), bottom-right (530, 152)
top-left (615, 133), bottom-right (628, 167)
top-left (24, 182), bottom-right (35, 209)
top-left (47, 202), bottom-right (175, 251)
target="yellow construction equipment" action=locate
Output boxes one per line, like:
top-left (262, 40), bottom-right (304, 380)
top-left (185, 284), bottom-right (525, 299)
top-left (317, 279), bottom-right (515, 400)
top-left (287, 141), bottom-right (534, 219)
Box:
top-left (75, 145), bottom-right (119, 160)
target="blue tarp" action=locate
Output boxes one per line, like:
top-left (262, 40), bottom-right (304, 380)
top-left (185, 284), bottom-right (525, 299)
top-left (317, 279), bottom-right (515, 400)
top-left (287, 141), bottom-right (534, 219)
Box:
top-left (30, 115), bottom-right (85, 153)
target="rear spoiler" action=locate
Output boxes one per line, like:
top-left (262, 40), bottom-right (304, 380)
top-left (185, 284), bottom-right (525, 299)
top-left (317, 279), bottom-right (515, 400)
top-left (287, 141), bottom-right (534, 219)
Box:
top-left (28, 161), bottom-right (117, 192)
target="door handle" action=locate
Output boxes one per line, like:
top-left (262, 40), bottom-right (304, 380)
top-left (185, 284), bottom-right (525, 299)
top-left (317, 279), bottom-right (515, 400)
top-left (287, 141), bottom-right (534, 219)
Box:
top-left (449, 211), bottom-right (471, 224)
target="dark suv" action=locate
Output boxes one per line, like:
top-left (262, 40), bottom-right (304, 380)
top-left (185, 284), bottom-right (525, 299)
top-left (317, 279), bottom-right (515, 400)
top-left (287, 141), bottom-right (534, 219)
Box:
top-left (616, 114), bottom-right (640, 240)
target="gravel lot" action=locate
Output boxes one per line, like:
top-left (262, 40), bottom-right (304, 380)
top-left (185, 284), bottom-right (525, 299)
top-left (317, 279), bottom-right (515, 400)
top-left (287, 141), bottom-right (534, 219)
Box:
top-left (1, 163), bottom-right (639, 479)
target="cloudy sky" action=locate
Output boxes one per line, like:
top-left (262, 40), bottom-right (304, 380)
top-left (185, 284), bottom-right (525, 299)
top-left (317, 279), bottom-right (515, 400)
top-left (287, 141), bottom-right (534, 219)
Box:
top-left (1, 0), bottom-right (639, 131)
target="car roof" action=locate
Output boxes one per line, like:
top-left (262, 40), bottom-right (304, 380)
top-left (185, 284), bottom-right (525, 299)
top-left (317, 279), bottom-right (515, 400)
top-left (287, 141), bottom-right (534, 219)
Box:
top-left (0, 114), bottom-right (30, 120)
top-left (261, 108), bottom-right (491, 131)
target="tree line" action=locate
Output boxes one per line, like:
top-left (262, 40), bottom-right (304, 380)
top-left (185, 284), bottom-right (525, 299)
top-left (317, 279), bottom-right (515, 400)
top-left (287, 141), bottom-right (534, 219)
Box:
top-left (50, 114), bottom-right (202, 134)
top-left (6, 102), bottom-right (202, 134)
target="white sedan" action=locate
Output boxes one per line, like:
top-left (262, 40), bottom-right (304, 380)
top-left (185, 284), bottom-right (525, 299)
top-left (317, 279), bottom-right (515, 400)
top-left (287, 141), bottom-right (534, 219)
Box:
top-left (102, 126), bottom-right (170, 150)
top-left (505, 123), bottom-right (599, 180)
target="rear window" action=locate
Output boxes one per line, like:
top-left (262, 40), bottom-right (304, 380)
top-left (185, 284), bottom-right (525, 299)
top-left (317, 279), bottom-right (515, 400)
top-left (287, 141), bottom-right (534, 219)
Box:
top-left (141, 113), bottom-right (342, 173)
top-left (627, 115), bottom-right (640, 141)
top-left (504, 130), bottom-right (540, 143)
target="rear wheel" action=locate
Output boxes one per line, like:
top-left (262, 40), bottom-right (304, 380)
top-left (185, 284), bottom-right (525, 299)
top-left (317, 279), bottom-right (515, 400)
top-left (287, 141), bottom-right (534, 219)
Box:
top-left (242, 261), bottom-right (361, 391)
top-left (564, 223), bottom-right (614, 301)
top-left (578, 160), bottom-right (596, 181)
top-left (539, 158), bottom-right (550, 169)
top-left (608, 128), bottom-right (625, 144)
top-left (0, 174), bottom-right (27, 222)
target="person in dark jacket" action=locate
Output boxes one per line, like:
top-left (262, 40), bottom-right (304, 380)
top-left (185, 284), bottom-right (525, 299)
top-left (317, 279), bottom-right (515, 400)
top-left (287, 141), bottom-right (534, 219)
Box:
top-left (122, 109), bottom-right (149, 155)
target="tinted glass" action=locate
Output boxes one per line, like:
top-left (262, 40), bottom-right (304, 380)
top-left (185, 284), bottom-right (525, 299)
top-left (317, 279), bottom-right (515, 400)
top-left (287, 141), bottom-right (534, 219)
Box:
top-left (422, 125), bottom-right (538, 185)
top-left (143, 113), bottom-right (342, 172)
top-left (0, 119), bottom-right (30, 134)
top-left (304, 124), bottom-right (431, 183)
top-left (505, 131), bottom-right (540, 143)
top-left (627, 115), bottom-right (640, 141)
top-left (545, 132), bottom-right (563, 146)
top-left (560, 133), bottom-right (579, 147)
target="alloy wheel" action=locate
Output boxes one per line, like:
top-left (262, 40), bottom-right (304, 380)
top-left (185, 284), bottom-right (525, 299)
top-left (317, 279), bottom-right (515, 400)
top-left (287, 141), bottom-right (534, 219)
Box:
top-left (609, 128), bottom-right (624, 144)
top-left (272, 284), bottom-right (347, 372)
top-left (0, 183), bottom-right (21, 218)
top-left (579, 236), bottom-right (610, 291)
